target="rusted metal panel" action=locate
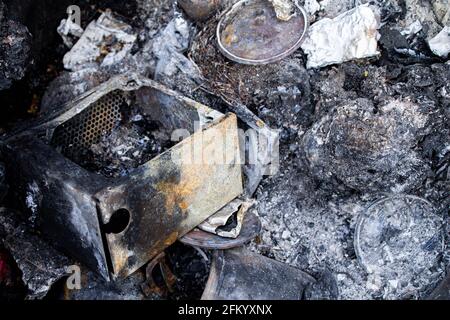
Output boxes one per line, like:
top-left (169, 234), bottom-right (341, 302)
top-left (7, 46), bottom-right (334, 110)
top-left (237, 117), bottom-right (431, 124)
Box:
top-left (95, 113), bottom-right (243, 278)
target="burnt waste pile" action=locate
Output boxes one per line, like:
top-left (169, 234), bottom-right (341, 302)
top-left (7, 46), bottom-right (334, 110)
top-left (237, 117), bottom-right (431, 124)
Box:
top-left (0, 0), bottom-right (449, 301)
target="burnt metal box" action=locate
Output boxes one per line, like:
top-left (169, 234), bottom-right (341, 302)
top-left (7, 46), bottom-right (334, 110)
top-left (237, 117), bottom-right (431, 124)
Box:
top-left (0, 74), bottom-right (243, 279)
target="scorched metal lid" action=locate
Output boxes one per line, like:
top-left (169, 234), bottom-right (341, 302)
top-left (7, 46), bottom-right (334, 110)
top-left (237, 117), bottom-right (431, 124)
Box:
top-left (217, 0), bottom-right (309, 65)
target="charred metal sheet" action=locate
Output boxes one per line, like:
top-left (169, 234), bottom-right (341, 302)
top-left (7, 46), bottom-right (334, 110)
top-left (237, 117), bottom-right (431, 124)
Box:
top-left (0, 136), bottom-right (110, 277)
top-left (0, 208), bottom-right (72, 299)
top-left (95, 113), bottom-right (243, 278)
top-left (202, 248), bottom-right (315, 300)
top-left (217, 0), bottom-right (308, 65)
top-left (1, 74), bottom-right (243, 280)
top-left (197, 198), bottom-right (255, 238)
top-left (180, 210), bottom-right (261, 250)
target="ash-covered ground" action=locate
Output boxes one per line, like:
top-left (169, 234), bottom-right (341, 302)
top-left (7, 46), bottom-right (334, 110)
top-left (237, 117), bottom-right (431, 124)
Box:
top-left (0, 0), bottom-right (449, 300)
top-left (186, 0), bottom-right (450, 300)
top-left (246, 60), bottom-right (450, 300)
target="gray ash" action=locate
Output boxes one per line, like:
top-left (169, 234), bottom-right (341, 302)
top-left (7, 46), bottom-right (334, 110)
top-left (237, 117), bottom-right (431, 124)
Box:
top-left (80, 109), bottom-right (174, 178)
top-left (248, 61), bottom-right (450, 300)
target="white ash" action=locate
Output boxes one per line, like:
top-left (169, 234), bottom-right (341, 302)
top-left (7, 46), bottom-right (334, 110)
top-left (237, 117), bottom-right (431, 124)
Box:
top-left (251, 184), bottom-right (447, 299)
top-left (355, 196), bottom-right (445, 299)
top-left (398, 0), bottom-right (442, 40)
top-left (250, 191), bottom-right (373, 299)
top-left (245, 61), bottom-right (450, 300)
top-left (317, 0), bottom-right (355, 18)
top-left (86, 112), bottom-right (173, 178)
top-left (302, 98), bottom-right (431, 194)
top-left (25, 181), bottom-right (41, 228)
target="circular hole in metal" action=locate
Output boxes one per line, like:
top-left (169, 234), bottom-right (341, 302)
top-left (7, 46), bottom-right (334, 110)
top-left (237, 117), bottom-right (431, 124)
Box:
top-left (103, 209), bottom-right (131, 234)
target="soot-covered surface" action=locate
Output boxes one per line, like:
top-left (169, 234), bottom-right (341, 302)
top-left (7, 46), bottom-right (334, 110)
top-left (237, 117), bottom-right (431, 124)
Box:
top-left (0, 0), bottom-right (449, 300)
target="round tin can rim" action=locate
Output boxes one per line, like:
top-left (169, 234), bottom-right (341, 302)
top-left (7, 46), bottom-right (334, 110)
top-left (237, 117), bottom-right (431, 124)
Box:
top-left (216, 0), bottom-right (309, 65)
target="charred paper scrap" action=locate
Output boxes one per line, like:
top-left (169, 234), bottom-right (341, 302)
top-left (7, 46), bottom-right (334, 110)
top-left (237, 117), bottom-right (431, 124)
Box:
top-left (0, 208), bottom-right (72, 299)
top-left (1, 74), bottom-right (244, 280)
top-left (301, 5), bottom-right (381, 69)
top-left (50, 8), bottom-right (202, 111)
top-left (57, 12), bottom-right (84, 49)
top-left (63, 10), bottom-right (137, 71)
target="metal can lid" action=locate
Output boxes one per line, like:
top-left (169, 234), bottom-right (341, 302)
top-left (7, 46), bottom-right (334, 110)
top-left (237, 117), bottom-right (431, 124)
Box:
top-left (217, 0), bottom-right (309, 65)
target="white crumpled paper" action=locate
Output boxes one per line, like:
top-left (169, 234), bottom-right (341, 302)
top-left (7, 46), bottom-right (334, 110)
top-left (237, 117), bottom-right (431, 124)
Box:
top-left (63, 10), bottom-right (137, 71)
top-left (428, 26), bottom-right (450, 59)
top-left (301, 5), bottom-right (381, 69)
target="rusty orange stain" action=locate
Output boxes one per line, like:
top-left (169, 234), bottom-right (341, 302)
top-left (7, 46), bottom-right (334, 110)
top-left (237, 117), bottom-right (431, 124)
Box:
top-left (164, 232), bottom-right (179, 246)
top-left (179, 201), bottom-right (189, 211)
top-left (223, 25), bottom-right (237, 46)
top-left (156, 173), bottom-right (201, 215)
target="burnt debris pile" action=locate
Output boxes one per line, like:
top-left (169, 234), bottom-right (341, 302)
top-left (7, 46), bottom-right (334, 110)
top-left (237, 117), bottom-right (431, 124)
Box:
top-left (0, 0), bottom-right (449, 300)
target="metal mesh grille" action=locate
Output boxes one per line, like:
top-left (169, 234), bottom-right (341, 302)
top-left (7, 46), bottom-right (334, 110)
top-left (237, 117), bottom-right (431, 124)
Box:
top-left (51, 90), bottom-right (125, 161)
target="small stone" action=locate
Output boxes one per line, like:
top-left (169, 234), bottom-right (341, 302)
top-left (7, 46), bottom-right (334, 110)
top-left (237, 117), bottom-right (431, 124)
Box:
top-left (281, 230), bottom-right (291, 239)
